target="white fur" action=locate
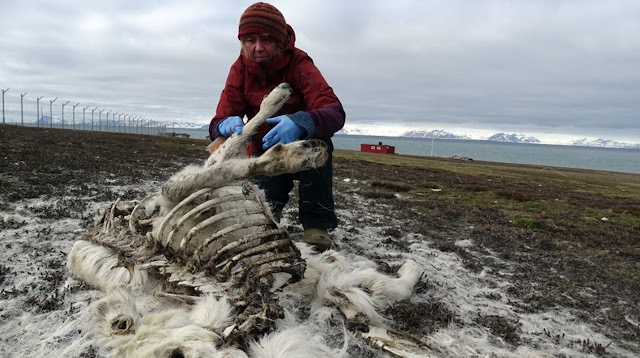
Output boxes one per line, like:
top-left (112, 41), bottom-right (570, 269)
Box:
top-left (189, 295), bottom-right (235, 331)
top-left (162, 141), bottom-right (328, 204)
top-left (67, 240), bottom-right (153, 291)
top-left (113, 324), bottom-right (223, 358)
top-left (249, 327), bottom-right (343, 358)
top-left (291, 245), bottom-right (422, 322)
top-left (91, 286), bottom-right (244, 357)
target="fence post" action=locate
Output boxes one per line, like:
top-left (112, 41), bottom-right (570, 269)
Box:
top-left (61, 101), bottom-right (70, 129)
top-left (113, 112), bottom-right (120, 133)
top-left (82, 105), bottom-right (89, 130)
top-left (49, 97), bottom-right (58, 128)
top-left (106, 110), bottom-right (112, 132)
top-left (20, 92), bottom-right (28, 126)
top-left (36, 96), bottom-right (43, 127)
top-left (2, 88), bottom-right (9, 124)
top-left (98, 109), bottom-right (105, 131)
top-left (72, 103), bottom-right (79, 130)
top-left (91, 107), bottom-right (97, 131)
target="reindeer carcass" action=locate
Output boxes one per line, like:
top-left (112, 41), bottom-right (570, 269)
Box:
top-left (67, 83), bottom-right (433, 357)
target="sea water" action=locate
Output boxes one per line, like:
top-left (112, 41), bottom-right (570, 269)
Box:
top-left (334, 135), bottom-right (639, 174)
top-left (172, 129), bottom-right (639, 174)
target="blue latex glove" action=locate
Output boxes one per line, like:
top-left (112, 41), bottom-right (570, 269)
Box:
top-left (217, 116), bottom-right (243, 137)
top-left (262, 115), bottom-right (306, 149)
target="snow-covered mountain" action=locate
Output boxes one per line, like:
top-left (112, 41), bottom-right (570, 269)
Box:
top-left (163, 121), bottom-right (209, 130)
top-left (401, 129), bottom-right (470, 139)
top-left (572, 138), bottom-right (640, 149)
top-left (37, 115), bottom-right (73, 125)
top-left (336, 128), bottom-right (368, 135)
top-left (487, 133), bottom-right (540, 144)
top-left (36, 116), bottom-right (118, 126)
top-left (44, 116), bottom-right (638, 149)
top-left (37, 115), bottom-right (53, 124)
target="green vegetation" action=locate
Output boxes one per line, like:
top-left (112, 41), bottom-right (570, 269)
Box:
top-left (412, 205), bottom-right (431, 213)
top-left (370, 180), bottom-right (412, 192)
top-left (333, 150), bottom-right (640, 243)
top-left (514, 217), bottom-right (539, 228)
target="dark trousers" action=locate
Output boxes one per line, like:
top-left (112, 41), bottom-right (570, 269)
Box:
top-left (253, 138), bottom-right (337, 230)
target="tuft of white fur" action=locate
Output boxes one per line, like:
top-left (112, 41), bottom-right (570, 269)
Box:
top-left (68, 240), bottom-right (152, 292)
top-left (381, 259), bottom-right (422, 302)
top-left (214, 348), bottom-right (250, 358)
top-left (113, 324), bottom-right (224, 358)
top-left (289, 246), bottom-right (351, 300)
top-left (293, 242), bottom-right (317, 260)
top-left (291, 246), bottom-right (422, 323)
top-left (91, 287), bottom-right (242, 357)
top-left (315, 267), bottom-right (384, 321)
top-left (138, 307), bottom-right (192, 329)
top-left (249, 327), bottom-right (345, 358)
top-left (189, 295), bottom-right (235, 331)
top-left (351, 259), bottom-right (422, 307)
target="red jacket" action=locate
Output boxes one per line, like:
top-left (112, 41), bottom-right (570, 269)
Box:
top-left (209, 25), bottom-right (345, 156)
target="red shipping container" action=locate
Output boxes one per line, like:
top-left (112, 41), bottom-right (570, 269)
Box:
top-left (360, 142), bottom-right (395, 154)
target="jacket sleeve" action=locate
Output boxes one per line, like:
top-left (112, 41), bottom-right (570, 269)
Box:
top-left (209, 57), bottom-right (248, 140)
top-left (291, 56), bottom-right (345, 139)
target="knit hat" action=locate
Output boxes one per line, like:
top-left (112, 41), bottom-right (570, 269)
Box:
top-left (238, 2), bottom-right (288, 47)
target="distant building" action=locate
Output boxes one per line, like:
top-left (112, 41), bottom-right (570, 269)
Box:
top-left (360, 142), bottom-right (395, 154)
top-left (163, 132), bottom-right (191, 139)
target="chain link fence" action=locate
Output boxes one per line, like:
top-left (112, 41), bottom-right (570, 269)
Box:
top-left (1, 88), bottom-right (167, 135)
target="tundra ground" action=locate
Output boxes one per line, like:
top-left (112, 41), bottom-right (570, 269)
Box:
top-left (1, 124), bottom-right (638, 357)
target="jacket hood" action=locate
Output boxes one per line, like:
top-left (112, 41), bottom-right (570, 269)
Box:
top-left (283, 24), bottom-right (296, 51)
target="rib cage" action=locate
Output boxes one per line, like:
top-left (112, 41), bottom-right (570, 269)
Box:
top-left (136, 182), bottom-right (305, 291)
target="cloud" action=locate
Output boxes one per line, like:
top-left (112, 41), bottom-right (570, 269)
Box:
top-left (1, 0), bottom-right (639, 143)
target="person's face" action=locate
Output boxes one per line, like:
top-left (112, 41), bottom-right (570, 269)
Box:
top-left (243, 34), bottom-right (278, 63)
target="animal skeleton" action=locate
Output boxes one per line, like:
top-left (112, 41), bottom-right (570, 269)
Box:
top-left (67, 83), bottom-right (433, 357)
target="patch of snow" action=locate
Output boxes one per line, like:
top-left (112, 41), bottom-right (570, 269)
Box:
top-left (454, 239), bottom-right (474, 248)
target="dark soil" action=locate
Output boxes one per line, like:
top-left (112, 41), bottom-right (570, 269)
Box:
top-left (1, 124), bottom-right (639, 355)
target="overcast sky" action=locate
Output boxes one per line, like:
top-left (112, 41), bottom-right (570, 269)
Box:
top-left (2, 0), bottom-right (639, 144)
